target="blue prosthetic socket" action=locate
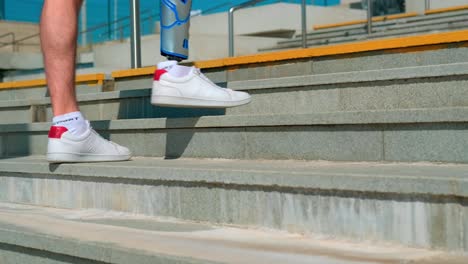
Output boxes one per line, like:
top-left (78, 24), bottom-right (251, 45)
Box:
top-left (160, 0), bottom-right (192, 61)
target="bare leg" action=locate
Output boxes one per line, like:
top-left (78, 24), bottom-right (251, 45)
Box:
top-left (40, 0), bottom-right (83, 116)
top-left (41, 0), bottom-right (131, 163)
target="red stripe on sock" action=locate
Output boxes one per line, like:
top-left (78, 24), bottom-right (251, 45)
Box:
top-left (154, 69), bottom-right (168, 81)
top-left (48, 126), bottom-right (68, 139)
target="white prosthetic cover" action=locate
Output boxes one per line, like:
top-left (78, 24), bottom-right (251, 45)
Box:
top-left (160, 0), bottom-right (192, 61)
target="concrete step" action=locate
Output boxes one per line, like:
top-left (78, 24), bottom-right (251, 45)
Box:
top-left (273, 23), bottom-right (468, 51)
top-left (1, 107), bottom-right (468, 162)
top-left (206, 44), bottom-right (468, 83)
top-left (1, 203), bottom-right (465, 264)
top-left (2, 62), bottom-right (467, 124)
top-left (288, 10), bottom-right (468, 43)
top-left (1, 157), bottom-right (468, 253)
top-left (226, 62), bottom-right (468, 115)
top-left (262, 11), bottom-right (468, 51)
top-left (264, 21), bottom-right (468, 52)
top-left (0, 88), bottom-right (225, 124)
top-left (2, 35), bottom-right (467, 105)
top-left (0, 74), bottom-right (108, 102)
top-left (297, 8), bottom-right (468, 39)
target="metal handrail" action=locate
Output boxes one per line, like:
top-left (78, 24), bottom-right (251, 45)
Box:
top-left (94, 1), bottom-right (233, 48)
top-left (100, 13), bottom-right (158, 41)
top-left (0, 32), bottom-right (14, 40)
top-left (80, 8), bottom-right (153, 45)
top-left (367, 0), bottom-right (373, 34)
top-left (0, 7), bottom-right (154, 50)
top-left (228, 0), bottom-right (307, 57)
top-left (203, 1), bottom-right (232, 15)
top-left (228, 0), bottom-right (269, 57)
top-left (0, 32), bottom-right (15, 51)
top-left (1, 1), bottom-right (230, 52)
top-left (0, 32), bottom-right (39, 51)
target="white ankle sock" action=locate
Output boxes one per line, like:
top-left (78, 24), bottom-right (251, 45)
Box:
top-left (157, 60), bottom-right (192, 78)
top-left (52, 111), bottom-right (88, 136)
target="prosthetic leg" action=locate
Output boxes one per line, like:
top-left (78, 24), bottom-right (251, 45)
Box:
top-left (153, 0), bottom-right (251, 108)
top-left (160, 0), bottom-right (192, 61)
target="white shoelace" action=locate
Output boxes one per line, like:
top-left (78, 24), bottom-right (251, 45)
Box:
top-left (193, 67), bottom-right (219, 87)
top-left (193, 67), bottom-right (238, 94)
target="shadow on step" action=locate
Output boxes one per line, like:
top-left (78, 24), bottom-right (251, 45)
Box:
top-left (164, 117), bottom-right (200, 159)
top-left (0, 124), bottom-right (32, 160)
top-left (0, 87), bottom-right (50, 160)
top-left (146, 106), bottom-right (225, 119)
top-left (113, 91), bottom-right (226, 159)
top-left (0, 242), bottom-right (106, 264)
top-left (116, 90), bottom-right (226, 119)
top-left (85, 115), bottom-right (202, 160)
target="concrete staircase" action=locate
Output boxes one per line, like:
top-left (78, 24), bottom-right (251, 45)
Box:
top-left (1, 31), bottom-right (468, 263)
top-left (261, 7), bottom-right (468, 52)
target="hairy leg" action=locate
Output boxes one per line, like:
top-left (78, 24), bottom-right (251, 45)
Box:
top-left (40, 0), bottom-right (83, 116)
top-left (41, 0), bottom-right (131, 163)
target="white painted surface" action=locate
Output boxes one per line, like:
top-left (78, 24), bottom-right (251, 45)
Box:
top-left (406, 0), bottom-right (468, 14)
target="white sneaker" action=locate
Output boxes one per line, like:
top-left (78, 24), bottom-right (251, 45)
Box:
top-left (47, 122), bottom-right (131, 163)
top-left (151, 67), bottom-right (251, 108)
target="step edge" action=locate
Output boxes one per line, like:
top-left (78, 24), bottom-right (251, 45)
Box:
top-left (0, 107), bottom-right (467, 132)
top-left (0, 227), bottom-right (209, 264)
top-left (1, 157), bottom-right (467, 198)
top-left (227, 62), bottom-right (468, 91)
top-left (0, 106), bottom-right (468, 132)
top-left (1, 62), bottom-right (466, 109)
top-left (0, 89), bottom-right (150, 108)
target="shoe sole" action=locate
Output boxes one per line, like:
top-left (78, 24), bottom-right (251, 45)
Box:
top-left (47, 153), bottom-right (131, 163)
top-left (151, 95), bottom-right (251, 108)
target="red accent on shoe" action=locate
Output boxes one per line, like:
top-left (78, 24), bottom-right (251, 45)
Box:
top-left (154, 69), bottom-right (168, 81)
top-left (48, 126), bottom-right (68, 139)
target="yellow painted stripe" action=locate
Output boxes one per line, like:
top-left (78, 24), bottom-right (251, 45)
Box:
top-left (0, 79), bottom-right (47, 90)
top-left (313, 12), bottom-right (419, 30)
top-left (0, 73), bottom-right (106, 90)
top-left (425, 5), bottom-right (468, 15)
top-left (109, 30), bottom-right (468, 78)
top-left (194, 29), bottom-right (468, 69)
top-left (15, 30), bottom-right (466, 82)
top-left (75, 73), bottom-right (106, 82)
top-left (111, 66), bottom-right (156, 78)
top-left (75, 73), bottom-right (106, 85)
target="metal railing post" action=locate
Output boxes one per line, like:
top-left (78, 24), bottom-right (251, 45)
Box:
top-left (301, 0), bottom-right (307, 48)
top-left (425, 0), bottom-right (430, 11)
top-left (228, 7), bottom-right (235, 57)
top-left (81, 0), bottom-right (87, 46)
top-left (0, 0), bottom-right (5, 20)
top-left (107, 0), bottom-right (112, 40)
top-left (130, 0), bottom-right (142, 68)
top-left (367, 0), bottom-right (373, 35)
top-left (114, 0), bottom-right (118, 40)
top-left (228, 0), bottom-right (264, 57)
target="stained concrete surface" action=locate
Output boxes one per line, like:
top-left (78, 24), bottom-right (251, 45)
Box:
top-left (1, 202), bottom-right (466, 264)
